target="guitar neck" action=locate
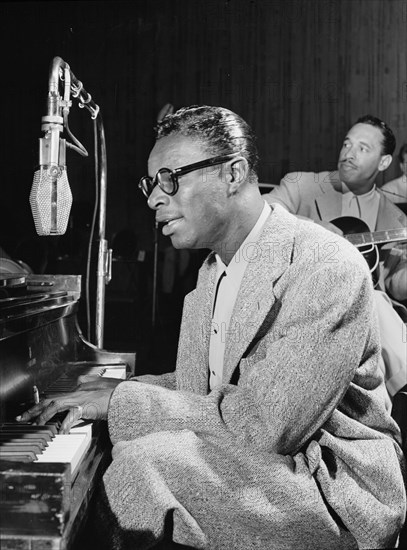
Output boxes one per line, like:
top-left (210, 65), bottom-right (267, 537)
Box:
top-left (345, 228), bottom-right (407, 247)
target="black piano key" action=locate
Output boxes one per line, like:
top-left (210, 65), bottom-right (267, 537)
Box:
top-left (0, 450), bottom-right (36, 461)
top-left (0, 437), bottom-right (48, 450)
top-left (0, 442), bottom-right (42, 455)
top-left (1, 423), bottom-right (60, 436)
top-left (0, 432), bottom-right (52, 443)
top-left (0, 428), bottom-right (56, 440)
top-left (0, 454), bottom-right (34, 462)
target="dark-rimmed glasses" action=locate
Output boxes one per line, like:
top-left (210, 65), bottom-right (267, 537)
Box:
top-left (138, 153), bottom-right (239, 198)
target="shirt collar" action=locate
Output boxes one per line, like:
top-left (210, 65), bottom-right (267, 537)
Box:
top-left (215, 201), bottom-right (271, 279)
top-left (341, 181), bottom-right (378, 198)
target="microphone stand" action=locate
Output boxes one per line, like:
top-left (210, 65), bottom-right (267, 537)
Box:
top-left (94, 115), bottom-right (111, 347)
top-left (46, 57), bottom-right (110, 348)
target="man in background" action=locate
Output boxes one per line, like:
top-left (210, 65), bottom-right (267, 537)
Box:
top-left (265, 115), bottom-right (407, 303)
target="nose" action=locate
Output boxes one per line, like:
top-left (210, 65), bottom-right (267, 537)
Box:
top-left (147, 184), bottom-right (170, 210)
top-left (343, 145), bottom-right (355, 160)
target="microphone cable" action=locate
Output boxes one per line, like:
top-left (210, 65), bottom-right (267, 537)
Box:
top-left (63, 111), bottom-right (89, 158)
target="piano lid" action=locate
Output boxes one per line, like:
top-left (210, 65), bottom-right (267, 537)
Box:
top-left (0, 275), bottom-right (82, 342)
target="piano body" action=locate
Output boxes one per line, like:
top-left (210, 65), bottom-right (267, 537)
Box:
top-left (0, 273), bottom-right (136, 549)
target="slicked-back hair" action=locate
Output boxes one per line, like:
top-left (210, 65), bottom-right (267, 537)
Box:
top-left (155, 105), bottom-right (259, 182)
top-left (398, 143), bottom-right (407, 164)
top-left (355, 115), bottom-right (396, 156)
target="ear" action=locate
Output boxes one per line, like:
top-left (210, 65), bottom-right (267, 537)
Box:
top-left (225, 158), bottom-right (249, 195)
top-left (378, 154), bottom-right (392, 172)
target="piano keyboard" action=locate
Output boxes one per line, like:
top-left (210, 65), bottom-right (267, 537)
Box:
top-left (0, 363), bottom-right (127, 477)
top-left (0, 422), bottom-right (92, 477)
top-left (35, 422), bottom-right (92, 476)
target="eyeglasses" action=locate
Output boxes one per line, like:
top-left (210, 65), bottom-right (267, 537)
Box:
top-left (138, 153), bottom-right (239, 198)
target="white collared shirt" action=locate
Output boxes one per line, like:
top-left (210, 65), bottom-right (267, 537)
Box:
top-left (341, 182), bottom-right (380, 230)
top-left (208, 201), bottom-right (271, 390)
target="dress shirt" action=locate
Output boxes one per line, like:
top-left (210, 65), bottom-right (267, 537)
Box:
top-left (341, 182), bottom-right (380, 231)
top-left (208, 201), bottom-right (271, 390)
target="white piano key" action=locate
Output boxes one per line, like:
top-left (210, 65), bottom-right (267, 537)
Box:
top-left (103, 366), bottom-right (126, 379)
top-left (35, 423), bottom-right (92, 476)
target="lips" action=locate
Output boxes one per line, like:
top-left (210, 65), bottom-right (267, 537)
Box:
top-left (166, 218), bottom-right (182, 226)
top-left (157, 216), bottom-right (183, 236)
top-left (156, 216), bottom-right (182, 225)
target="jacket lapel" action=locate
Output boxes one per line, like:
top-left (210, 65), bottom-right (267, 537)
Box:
top-left (176, 256), bottom-right (216, 394)
top-left (222, 205), bottom-right (296, 383)
top-left (314, 171), bottom-right (343, 221)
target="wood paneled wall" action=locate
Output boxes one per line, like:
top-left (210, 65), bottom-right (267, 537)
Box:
top-left (2, 0), bottom-right (406, 248)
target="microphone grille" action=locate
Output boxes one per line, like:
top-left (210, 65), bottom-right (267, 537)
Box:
top-left (30, 167), bottom-right (73, 236)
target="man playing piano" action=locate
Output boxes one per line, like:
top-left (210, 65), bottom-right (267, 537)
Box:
top-left (19, 106), bottom-right (406, 550)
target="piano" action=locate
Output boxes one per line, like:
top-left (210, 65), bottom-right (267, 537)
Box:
top-left (0, 273), bottom-right (136, 549)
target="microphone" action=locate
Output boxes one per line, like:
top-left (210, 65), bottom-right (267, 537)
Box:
top-left (29, 112), bottom-right (72, 236)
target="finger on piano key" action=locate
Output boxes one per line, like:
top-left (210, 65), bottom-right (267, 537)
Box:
top-left (15, 395), bottom-right (76, 425)
top-left (33, 385), bottom-right (40, 405)
top-left (16, 388), bottom-right (111, 431)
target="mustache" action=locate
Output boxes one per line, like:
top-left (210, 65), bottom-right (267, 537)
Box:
top-left (339, 159), bottom-right (357, 168)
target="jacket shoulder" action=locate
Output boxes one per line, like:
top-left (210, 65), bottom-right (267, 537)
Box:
top-left (377, 189), bottom-right (407, 227)
top-left (281, 171), bottom-right (339, 188)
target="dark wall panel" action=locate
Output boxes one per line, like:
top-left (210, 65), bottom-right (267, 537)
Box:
top-left (1, 0), bottom-right (406, 258)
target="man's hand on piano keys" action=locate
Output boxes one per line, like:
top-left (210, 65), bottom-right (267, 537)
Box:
top-left (15, 389), bottom-right (115, 434)
top-left (77, 374), bottom-right (123, 390)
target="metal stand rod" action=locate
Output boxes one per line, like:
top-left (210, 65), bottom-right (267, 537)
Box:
top-left (95, 116), bottom-right (108, 348)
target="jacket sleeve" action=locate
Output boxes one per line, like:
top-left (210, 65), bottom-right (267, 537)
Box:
top-left (129, 372), bottom-right (176, 389)
top-left (108, 256), bottom-right (381, 455)
top-left (374, 290), bottom-right (407, 397)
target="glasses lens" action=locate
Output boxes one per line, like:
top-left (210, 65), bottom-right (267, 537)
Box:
top-left (157, 169), bottom-right (175, 195)
top-left (139, 177), bottom-right (153, 197)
